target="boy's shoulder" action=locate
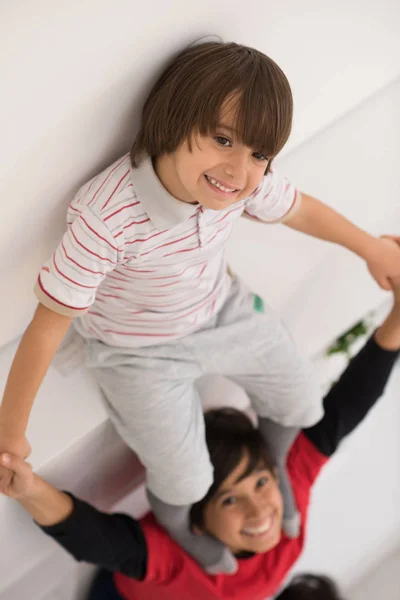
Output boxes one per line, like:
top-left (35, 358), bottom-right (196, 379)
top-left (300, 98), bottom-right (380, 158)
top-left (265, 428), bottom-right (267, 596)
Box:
top-left (242, 167), bottom-right (300, 225)
top-left (139, 512), bottom-right (189, 580)
top-left (139, 512), bottom-right (184, 551)
top-left (68, 154), bottom-right (164, 243)
top-left (69, 154), bottom-right (198, 237)
top-left (72, 153), bottom-right (133, 214)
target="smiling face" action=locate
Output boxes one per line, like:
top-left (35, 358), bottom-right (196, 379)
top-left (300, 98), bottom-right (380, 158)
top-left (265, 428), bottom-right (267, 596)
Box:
top-left (132, 42), bottom-right (293, 187)
top-left (154, 101), bottom-right (269, 210)
top-left (201, 451), bottom-right (283, 554)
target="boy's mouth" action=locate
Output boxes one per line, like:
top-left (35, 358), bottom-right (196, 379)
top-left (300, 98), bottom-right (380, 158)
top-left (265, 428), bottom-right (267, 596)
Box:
top-left (241, 514), bottom-right (276, 538)
top-left (204, 174), bottom-right (239, 194)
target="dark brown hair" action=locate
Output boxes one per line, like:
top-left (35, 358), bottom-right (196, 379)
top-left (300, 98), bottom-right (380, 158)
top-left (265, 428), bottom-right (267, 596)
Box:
top-left (275, 574), bottom-right (346, 600)
top-left (131, 41), bottom-right (293, 171)
top-left (190, 408), bottom-right (275, 529)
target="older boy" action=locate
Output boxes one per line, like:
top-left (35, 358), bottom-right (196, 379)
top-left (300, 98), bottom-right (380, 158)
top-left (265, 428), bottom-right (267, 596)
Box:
top-left (1, 275), bottom-right (400, 599)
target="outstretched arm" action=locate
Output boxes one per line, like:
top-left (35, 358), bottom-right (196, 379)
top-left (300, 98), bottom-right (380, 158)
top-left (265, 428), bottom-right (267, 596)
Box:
top-left (285, 193), bottom-right (400, 291)
top-left (0, 304), bottom-right (72, 491)
top-left (304, 276), bottom-right (400, 456)
top-left (0, 455), bottom-right (147, 579)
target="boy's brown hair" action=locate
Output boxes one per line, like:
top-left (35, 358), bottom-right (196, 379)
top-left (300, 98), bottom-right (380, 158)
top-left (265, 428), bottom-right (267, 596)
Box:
top-left (276, 574), bottom-right (345, 600)
top-left (131, 41), bottom-right (293, 172)
top-left (190, 408), bottom-right (275, 529)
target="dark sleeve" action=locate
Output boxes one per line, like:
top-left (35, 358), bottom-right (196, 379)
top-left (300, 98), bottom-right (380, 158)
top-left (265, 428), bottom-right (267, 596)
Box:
top-left (303, 335), bottom-right (398, 456)
top-left (40, 494), bottom-right (147, 579)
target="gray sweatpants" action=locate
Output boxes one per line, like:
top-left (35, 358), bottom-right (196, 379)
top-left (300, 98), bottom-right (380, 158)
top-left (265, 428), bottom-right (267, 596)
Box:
top-left (82, 277), bottom-right (322, 505)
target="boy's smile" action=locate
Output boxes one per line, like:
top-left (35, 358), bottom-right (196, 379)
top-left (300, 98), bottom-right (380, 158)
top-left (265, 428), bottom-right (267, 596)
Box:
top-left (198, 451), bottom-right (283, 555)
top-left (203, 174), bottom-right (241, 197)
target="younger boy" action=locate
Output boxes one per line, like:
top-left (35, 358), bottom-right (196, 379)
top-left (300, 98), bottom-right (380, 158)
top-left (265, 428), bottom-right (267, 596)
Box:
top-left (1, 40), bottom-right (400, 573)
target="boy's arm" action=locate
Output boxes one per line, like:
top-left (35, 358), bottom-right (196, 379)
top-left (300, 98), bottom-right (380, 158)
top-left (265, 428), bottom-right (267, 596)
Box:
top-left (285, 193), bottom-right (400, 290)
top-left (0, 454), bottom-right (148, 579)
top-left (18, 474), bottom-right (75, 527)
top-left (0, 304), bottom-right (72, 484)
top-left (303, 281), bottom-right (400, 456)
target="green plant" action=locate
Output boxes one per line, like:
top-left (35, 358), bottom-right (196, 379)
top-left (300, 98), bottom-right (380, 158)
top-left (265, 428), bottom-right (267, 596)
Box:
top-left (327, 320), bottom-right (369, 359)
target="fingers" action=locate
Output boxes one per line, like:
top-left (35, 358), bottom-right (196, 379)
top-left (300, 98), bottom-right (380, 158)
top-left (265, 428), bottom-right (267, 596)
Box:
top-left (381, 235), bottom-right (400, 251)
top-left (0, 453), bottom-right (31, 480)
top-left (24, 442), bottom-right (32, 460)
top-left (0, 451), bottom-right (30, 493)
top-left (377, 276), bottom-right (392, 291)
top-left (382, 235), bottom-right (400, 246)
top-left (379, 236), bottom-right (400, 290)
top-left (389, 275), bottom-right (400, 300)
top-left (0, 464), bottom-right (13, 493)
top-left (0, 454), bottom-right (34, 498)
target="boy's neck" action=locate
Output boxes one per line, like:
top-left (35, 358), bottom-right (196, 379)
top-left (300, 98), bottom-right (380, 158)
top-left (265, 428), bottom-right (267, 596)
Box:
top-left (153, 154), bottom-right (198, 205)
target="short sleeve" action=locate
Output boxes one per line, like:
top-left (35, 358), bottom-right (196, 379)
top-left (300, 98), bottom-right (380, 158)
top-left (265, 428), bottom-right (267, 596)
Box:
top-left (244, 168), bottom-right (301, 223)
top-left (34, 206), bottom-right (124, 317)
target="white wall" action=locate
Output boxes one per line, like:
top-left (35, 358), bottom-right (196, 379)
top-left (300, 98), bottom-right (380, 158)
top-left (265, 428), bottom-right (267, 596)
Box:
top-left (347, 546), bottom-right (400, 600)
top-left (2, 0), bottom-right (400, 347)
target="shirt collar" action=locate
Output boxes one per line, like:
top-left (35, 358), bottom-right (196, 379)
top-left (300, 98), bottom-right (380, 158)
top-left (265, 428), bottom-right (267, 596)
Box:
top-left (131, 155), bottom-right (199, 229)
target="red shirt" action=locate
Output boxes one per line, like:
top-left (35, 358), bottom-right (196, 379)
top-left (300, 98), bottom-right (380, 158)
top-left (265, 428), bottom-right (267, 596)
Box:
top-left (114, 433), bottom-right (328, 600)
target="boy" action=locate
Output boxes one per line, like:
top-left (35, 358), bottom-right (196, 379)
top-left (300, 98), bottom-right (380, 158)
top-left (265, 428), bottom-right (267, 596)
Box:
top-left (2, 274), bottom-right (399, 600)
top-left (1, 40), bottom-right (400, 573)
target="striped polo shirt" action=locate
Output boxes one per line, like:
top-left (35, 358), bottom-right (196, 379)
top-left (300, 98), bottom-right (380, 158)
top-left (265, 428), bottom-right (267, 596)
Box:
top-left (35, 154), bottom-right (300, 347)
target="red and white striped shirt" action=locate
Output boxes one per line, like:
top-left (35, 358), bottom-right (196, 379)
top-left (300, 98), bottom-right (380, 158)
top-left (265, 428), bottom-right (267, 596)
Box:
top-left (35, 154), bottom-right (300, 347)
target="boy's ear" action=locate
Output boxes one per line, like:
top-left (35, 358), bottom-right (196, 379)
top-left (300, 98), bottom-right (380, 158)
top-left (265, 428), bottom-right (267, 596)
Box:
top-left (192, 525), bottom-right (205, 536)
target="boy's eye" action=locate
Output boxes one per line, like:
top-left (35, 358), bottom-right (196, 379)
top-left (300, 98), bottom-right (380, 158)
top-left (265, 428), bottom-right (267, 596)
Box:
top-left (215, 136), bottom-right (232, 147)
top-left (222, 495), bottom-right (237, 507)
top-left (253, 152), bottom-right (267, 162)
top-left (256, 476), bottom-right (269, 489)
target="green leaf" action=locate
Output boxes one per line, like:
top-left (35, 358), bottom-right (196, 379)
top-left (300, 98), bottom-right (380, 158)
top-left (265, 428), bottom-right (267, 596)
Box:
top-left (326, 319), bottom-right (369, 357)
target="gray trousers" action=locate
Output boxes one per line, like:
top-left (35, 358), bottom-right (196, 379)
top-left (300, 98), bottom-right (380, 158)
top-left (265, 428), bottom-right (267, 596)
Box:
top-left (83, 277), bottom-right (322, 505)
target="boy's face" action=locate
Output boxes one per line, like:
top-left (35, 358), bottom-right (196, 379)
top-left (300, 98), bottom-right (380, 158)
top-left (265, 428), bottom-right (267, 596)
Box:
top-left (199, 451), bottom-right (283, 555)
top-left (155, 103), bottom-right (269, 211)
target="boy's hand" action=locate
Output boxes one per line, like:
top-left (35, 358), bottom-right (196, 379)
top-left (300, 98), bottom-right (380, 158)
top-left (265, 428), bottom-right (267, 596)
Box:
top-left (0, 453), bottom-right (35, 499)
top-left (0, 426), bottom-right (31, 493)
top-left (366, 236), bottom-right (400, 291)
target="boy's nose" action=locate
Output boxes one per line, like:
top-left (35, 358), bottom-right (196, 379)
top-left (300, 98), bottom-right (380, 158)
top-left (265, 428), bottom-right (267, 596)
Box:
top-left (223, 153), bottom-right (247, 182)
top-left (245, 498), bottom-right (265, 519)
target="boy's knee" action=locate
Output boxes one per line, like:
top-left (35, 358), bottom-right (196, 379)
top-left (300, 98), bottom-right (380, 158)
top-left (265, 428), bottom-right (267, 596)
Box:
top-left (147, 454), bottom-right (214, 505)
top-left (262, 376), bottom-right (323, 428)
top-left (296, 375), bottom-right (323, 426)
top-left (283, 380), bottom-right (323, 428)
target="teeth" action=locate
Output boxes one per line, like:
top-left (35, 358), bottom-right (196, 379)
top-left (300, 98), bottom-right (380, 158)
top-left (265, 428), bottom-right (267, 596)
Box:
top-left (206, 175), bottom-right (236, 193)
top-left (242, 518), bottom-right (272, 536)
